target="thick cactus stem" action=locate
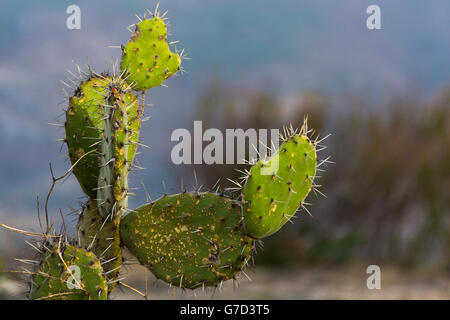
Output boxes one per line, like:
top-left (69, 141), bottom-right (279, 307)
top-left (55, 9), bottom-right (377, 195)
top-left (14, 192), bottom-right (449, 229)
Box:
top-left (76, 199), bottom-right (122, 291)
top-left (29, 244), bottom-right (107, 300)
top-left (120, 15), bottom-right (181, 91)
top-left (242, 121), bottom-right (318, 238)
top-left (66, 74), bottom-right (140, 294)
top-left (96, 77), bottom-right (137, 220)
top-left (120, 192), bottom-right (255, 289)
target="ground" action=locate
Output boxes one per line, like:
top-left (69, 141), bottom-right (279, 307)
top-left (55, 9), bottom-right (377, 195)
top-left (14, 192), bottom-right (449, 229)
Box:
top-left (108, 263), bottom-right (450, 300)
top-left (1, 260), bottom-right (449, 299)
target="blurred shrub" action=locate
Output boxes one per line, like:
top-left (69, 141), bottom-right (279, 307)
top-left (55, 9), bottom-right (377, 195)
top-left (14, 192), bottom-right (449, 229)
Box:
top-left (0, 258), bottom-right (5, 299)
top-left (189, 77), bottom-right (450, 268)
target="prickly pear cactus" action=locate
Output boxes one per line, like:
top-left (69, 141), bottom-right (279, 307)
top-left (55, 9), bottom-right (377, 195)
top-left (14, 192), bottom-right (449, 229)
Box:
top-left (76, 199), bottom-right (122, 291)
top-left (0, 6), bottom-right (328, 300)
top-left (29, 244), bottom-right (107, 300)
top-left (242, 123), bottom-right (317, 238)
top-left (65, 75), bottom-right (140, 199)
top-left (120, 15), bottom-right (181, 91)
top-left (120, 192), bottom-right (255, 288)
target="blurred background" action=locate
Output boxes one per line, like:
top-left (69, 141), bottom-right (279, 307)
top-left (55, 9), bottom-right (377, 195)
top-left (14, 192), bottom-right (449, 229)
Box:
top-left (0, 0), bottom-right (449, 299)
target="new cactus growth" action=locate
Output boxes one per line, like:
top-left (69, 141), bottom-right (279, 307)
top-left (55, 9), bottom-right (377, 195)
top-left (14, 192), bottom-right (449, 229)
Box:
top-left (120, 192), bottom-right (255, 288)
top-left (29, 244), bottom-right (108, 300)
top-left (242, 122), bottom-right (317, 238)
top-left (120, 14), bottom-right (181, 91)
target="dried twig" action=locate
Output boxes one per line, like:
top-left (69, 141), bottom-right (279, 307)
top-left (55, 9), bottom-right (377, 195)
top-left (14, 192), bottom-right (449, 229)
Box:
top-left (0, 222), bottom-right (60, 238)
top-left (44, 149), bottom-right (97, 233)
top-left (119, 281), bottom-right (148, 299)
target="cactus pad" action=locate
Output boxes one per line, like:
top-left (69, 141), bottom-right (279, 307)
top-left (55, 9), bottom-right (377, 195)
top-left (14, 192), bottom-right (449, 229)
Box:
top-left (242, 125), bottom-right (317, 238)
top-left (29, 244), bottom-right (107, 300)
top-left (120, 16), bottom-right (181, 91)
top-left (65, 75), bottom-right (140, 199)
top-left (120, 192), bottom-right (254, 288)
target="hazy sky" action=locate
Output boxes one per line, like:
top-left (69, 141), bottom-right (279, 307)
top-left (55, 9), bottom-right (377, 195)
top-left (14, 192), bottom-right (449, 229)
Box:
top-left (0, 0), bottom-right (449, 220)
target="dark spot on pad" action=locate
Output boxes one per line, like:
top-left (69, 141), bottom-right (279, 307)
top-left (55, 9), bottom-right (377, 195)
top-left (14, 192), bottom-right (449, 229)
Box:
top-left (130, 25), bottom-right (141, 42)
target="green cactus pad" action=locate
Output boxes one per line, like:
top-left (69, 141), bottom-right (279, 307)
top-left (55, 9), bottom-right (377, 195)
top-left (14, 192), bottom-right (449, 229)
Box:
top-left (242, 127), bottom-right (317, 238)
top-left (120, 16), bottom-right (181, 91)
top-left (29, 244), bottom-right (107, 300)
top-left (65, 75), bottom-right (140, 199)
top-left (77, 199), bottom-right (122, 291)
top-left (120, 192), bottom-right (254, 288)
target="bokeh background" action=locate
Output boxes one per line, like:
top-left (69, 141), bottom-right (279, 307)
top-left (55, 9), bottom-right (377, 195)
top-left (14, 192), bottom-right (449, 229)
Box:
top-left (1, 0), bottom-right (449, 299)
